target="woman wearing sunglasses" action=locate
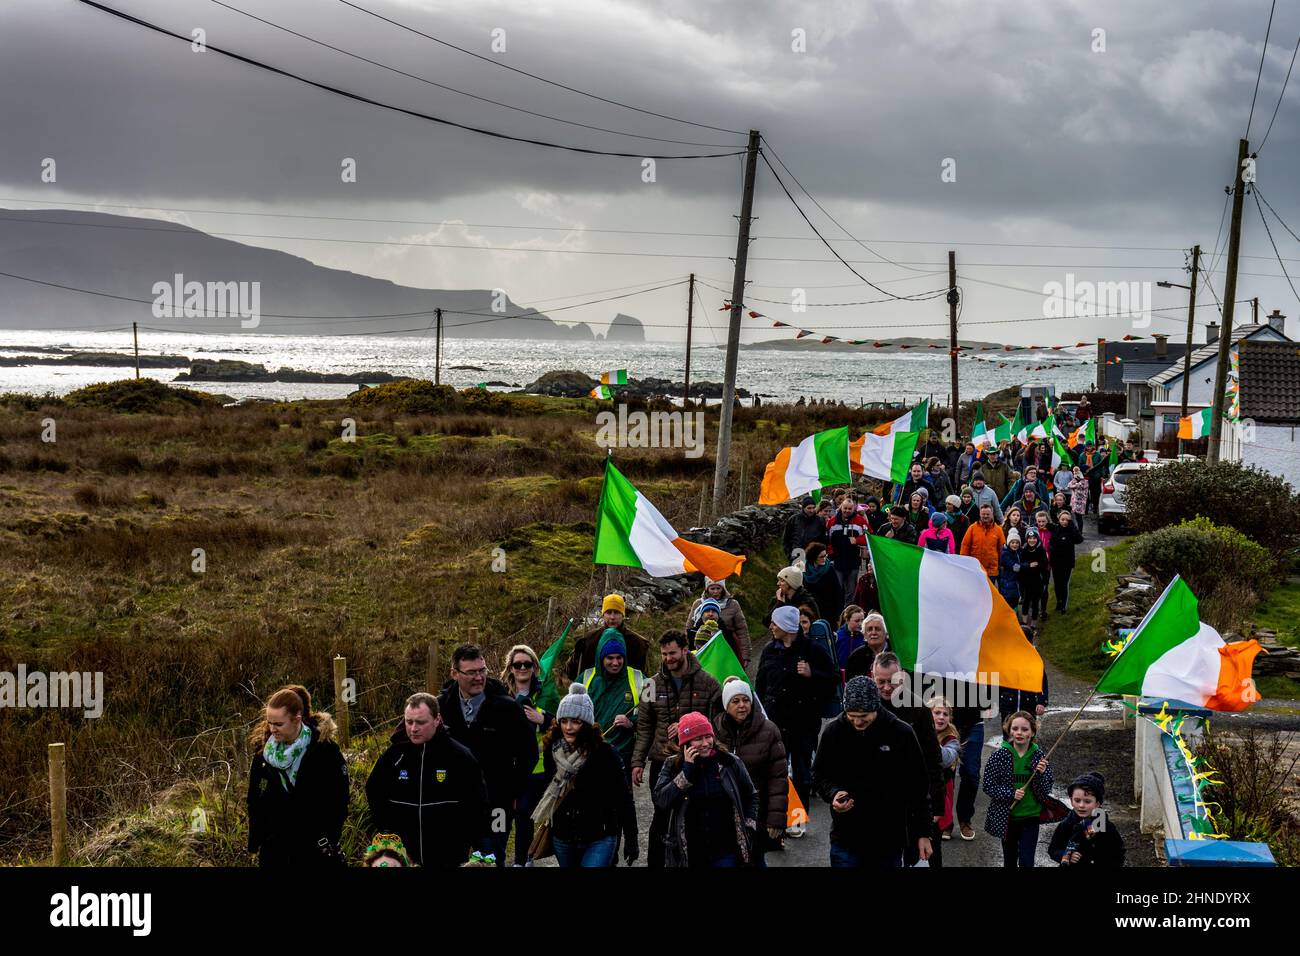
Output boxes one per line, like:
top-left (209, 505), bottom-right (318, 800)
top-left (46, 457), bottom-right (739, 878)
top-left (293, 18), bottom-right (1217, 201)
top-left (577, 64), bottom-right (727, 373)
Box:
top-left (501, 644), bottom-right (553, 866)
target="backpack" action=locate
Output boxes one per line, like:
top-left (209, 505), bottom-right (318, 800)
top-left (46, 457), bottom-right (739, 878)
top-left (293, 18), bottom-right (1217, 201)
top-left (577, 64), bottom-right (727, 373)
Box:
top-left (806, 619), bottom-right (843, 718)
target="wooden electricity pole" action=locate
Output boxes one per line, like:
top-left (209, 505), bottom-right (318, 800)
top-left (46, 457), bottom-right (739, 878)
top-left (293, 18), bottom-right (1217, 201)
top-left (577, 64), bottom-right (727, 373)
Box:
top-left (132, 322), bottom-right (140, 379)
top-left (434, 307), bottom-right (443, 385)
top-left (947, 251), bottom-right (959, 431)
top-left (712, 129), bottom-right (761, 517)
top-left (1177, 244), bottom-right (1200, 458)
top-left (1208, 139), bottom-right (1248, 463)
top-left (684, 273), bottom-right (695, 406)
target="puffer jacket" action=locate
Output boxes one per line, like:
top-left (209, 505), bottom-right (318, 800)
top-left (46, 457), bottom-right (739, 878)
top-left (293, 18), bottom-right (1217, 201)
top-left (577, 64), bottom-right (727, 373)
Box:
top-left (714, 708), bottom-right (788, 832)
top-left (686, 582), bottom-right (751, 666)
top-left (631, 653), bottom-right (722, 769)
top-left (653, 750), bottom-right (759, 867)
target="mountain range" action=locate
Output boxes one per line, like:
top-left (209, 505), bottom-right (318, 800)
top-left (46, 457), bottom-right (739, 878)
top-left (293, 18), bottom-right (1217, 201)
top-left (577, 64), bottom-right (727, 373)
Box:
top-left (0, 209), bottom-right (645, 342)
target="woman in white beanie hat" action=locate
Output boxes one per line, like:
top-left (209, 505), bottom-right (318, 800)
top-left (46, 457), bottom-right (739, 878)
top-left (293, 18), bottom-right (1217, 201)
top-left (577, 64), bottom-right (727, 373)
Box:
top-left (531, 684), bottom-right (638, 867)
top-left (714, 677), bottom-right (787, 865)
top-left (763, 565), bottom-right (820, 629)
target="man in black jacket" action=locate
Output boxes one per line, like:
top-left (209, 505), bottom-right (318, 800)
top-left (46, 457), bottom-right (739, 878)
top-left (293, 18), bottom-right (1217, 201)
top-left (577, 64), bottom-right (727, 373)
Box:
top-left (783, 497), bottom-right (828, 561)
top-left (813, 676), bottom-right (932, 868)
top-left (437, 644), bottom-right (537, 867)
top-left (872, 652), bottom-right (947, 866)
top-left (755, 604), bottom-right (836, 828)
top-left (880, 505), bottom-right (919, 545)
top-left (366, 693), bottom-right (489, 867)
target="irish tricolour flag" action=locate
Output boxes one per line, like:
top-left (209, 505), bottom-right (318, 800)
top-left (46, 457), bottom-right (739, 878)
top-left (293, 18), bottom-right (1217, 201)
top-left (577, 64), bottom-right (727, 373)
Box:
top-left (759, 427), bottom-right (851, 504)
top-left (867, 534), bottom-right (1044, 691)
top-left (971, 402), bottom-right (995, 449)
top-left (1178, 407), bottom-right (1214, 440)
top-left (872, 398), bottom-right (928, 436)
top-left (850, 428), bottom-right (921, 483)
top-left (1096, 576), bottom-right (1262, 711)
top-left (598, 369), bottom-right (629, 386)
top-left (595, 459), bottom-right (745, 580)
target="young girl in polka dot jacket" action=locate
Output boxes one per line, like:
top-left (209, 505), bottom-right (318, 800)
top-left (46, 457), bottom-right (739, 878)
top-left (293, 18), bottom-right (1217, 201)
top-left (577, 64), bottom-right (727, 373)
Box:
top-left (982, 710), bottom-right (1053, 867)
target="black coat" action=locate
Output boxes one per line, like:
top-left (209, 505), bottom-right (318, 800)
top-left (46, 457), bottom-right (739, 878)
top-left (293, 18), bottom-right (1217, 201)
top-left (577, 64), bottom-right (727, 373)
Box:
top-left (783, 511), bottom-right (828, 559)
top-left (437, 678), bottom-right (537, 816)
top-left (1047, 519), bottom-right (1083, 569)
top-left (843, 643), bottom-right (880, 683)
top-left (803, 565), bottom-right (844, 624)
top-left (812, 710), bottom-right (931, 859)
top-left (366, 725), bottom-right (489, 867)
top-left (542, 740), bottom-right (637, 850)
top-left (763, 587), bottom-right (821, 627)
top-left (1047, 810), bottom-right (1126, 867)
top-left (754, 633), bottom-right (837, 737)
top-left (653, 750), bottom-right (759, 867)
top-left (879, 519), bottom-right (918, 545)
top-left (881, 688), bottom-right (947, 819)
top-left (247, 719), bottom-right (348, 868)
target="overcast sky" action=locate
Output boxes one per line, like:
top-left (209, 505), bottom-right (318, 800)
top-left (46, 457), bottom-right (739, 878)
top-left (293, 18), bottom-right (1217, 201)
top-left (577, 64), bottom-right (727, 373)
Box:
top-left (2, 0), bottom-right (1298, 344)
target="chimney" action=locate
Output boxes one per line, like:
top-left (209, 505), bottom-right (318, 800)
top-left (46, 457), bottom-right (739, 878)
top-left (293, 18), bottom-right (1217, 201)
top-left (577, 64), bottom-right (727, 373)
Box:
top-left (1206, 321), bottom-right (1219, 345)
top-left (1267, 309), bottom-right (1286, 335)
top-left (1153, 333), bottom-right (1168, 357)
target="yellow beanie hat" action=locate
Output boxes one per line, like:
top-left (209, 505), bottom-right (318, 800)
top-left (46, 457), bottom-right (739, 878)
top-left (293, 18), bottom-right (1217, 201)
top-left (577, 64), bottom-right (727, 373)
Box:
top-left (602, 593), bottom-right (626, 614)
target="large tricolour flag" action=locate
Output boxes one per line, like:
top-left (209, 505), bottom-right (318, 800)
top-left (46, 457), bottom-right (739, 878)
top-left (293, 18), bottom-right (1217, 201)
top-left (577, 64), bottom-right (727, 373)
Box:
top-left (1096, 576), bottom-right (1262, 711)
top-left (759, 427), bottom-right (851, 504)
top-left (1178, 408), bottom-right (1214, 440)
top-left (595, 459), bottom-right (745, 579)
top-left (971, 402), bottom-right (995, 449)
top-left (850, 428), bottom-right (921, 483)
top-left (872, 398), bottom-right (928, 436)
top-left (867, 534), bottom-right (1043, 691)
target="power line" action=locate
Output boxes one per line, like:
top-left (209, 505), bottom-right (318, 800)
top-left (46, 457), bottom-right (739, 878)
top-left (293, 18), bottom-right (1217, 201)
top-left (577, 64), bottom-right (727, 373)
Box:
top-left (695, 277), bottom-right (947, 307)
top-left (333, 0), bottom-right (743, 137)
top-left (757, 151), bottom-right (953, 301)
top-left (204, 0), bottom-right (735, 149)
top-left (1256, 187), bottom-right (1300, 243)
top-left (72, 1), bottom-right (747, 160)
top-left (1257, 33), bottom-right (1300, 152)
top-left (1254, 189), bottom-right (1300, 305)
top-left (1246, 0), bottom-right (1277, 139)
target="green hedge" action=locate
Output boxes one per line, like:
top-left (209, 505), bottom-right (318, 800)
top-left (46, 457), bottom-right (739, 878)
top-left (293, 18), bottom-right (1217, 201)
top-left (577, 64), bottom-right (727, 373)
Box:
top-left (1129, 517), bottom-right (1275, 606)
top-left (1124, 459), bottom-right (1300, 558)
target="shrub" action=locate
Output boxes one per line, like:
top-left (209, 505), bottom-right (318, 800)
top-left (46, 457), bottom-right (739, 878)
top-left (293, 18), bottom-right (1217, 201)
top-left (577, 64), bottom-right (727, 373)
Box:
top-left (348, 380), bottom-right (459, 415)
top-left (1197, 727), bottom-right (1300, 866)
top-left (1129, 517), bottom-right (1275, 627)
top-left (65, 379), bottom-right (223, 413)
top-left (1124, 458), bottom-right (1300, 557)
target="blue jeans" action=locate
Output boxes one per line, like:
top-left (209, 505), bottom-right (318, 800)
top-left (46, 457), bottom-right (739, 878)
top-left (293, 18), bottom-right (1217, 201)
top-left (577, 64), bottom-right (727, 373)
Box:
top-left (955, 720), bottom-right (985, 825)
top-left (830, 843), bottom-right (902, 868)
top-left (554, 835), bottom-right (619, 868)
top-left (1002, 818), bottom-right (1039, 868)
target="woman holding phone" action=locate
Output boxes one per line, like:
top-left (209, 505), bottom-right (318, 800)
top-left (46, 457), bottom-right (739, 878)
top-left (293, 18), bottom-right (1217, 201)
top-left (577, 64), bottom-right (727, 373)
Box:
top-left (653, 711), bottom-right (759, 867)
top-left (501, 644), bottom-right (552, 866)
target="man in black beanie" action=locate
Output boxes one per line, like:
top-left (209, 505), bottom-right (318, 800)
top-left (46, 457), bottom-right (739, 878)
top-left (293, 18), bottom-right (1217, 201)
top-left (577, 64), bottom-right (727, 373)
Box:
top-left (812, 676), bottom-right (932, 868)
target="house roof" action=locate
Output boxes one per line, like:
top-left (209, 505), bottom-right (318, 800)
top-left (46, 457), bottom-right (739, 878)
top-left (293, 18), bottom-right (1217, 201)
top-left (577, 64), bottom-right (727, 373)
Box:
top-left (1100, 342), bottom-right (1187, 391)
top-left (1121, 362), bottom-right (1175, 385)
top-left (1147, 324), bottom-right (1286, 388)
top-left (1238, 339), bottom-right (1300, 423)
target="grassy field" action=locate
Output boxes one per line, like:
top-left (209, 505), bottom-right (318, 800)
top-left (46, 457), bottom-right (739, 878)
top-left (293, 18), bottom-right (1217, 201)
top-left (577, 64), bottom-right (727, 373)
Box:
top-left (1035, 539), bottom-right (1134, 682)
top-left (0, 379), bottom-right (884, 864)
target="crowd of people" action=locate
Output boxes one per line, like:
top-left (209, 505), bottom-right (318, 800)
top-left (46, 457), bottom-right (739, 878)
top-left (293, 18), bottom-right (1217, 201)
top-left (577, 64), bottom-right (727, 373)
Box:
top-left (246, 425), bottom-right (1130, 870)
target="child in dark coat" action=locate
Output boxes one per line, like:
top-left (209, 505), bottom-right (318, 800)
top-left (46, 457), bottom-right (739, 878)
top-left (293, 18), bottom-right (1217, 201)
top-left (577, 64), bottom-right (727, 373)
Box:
top-left (1047, 772), bottom-right (1125, 867)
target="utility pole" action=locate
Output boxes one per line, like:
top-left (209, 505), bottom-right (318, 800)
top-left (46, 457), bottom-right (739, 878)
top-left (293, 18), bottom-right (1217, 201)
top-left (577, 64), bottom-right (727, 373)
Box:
top-left (1252, 297), bottom-right (1259, 324)
top-left (683, 273), bottom-right (695, 406)
top-left (1208, 139), bottom-right (1248, 463)
top-left (1177, 244), bottom-right (1200, 458)
top-left (434, 307), bottom-right (442, 385)
top-left (947, 251), bottom-right (959, 432)
top-left (132, 322), bottom-right (140, 379)
top-left (712, 129), bottom-right (761, 517)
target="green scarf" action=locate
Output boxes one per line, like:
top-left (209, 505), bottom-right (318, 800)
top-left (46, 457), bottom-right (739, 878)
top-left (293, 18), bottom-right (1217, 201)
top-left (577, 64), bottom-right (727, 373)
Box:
top-left (263, 723), bottom-right (312, 790)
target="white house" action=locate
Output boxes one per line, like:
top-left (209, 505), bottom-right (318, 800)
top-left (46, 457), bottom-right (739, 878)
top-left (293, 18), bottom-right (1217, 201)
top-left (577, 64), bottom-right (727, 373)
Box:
top-left (1218, 338), bottom-right (1300, 488)
top-left (1146, 315), bottom-right (1290, 444)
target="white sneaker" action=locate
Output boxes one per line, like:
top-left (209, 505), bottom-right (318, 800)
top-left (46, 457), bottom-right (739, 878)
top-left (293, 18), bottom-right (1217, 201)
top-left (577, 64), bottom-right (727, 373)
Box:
top-left (785, 825), bottom-right (806, 839)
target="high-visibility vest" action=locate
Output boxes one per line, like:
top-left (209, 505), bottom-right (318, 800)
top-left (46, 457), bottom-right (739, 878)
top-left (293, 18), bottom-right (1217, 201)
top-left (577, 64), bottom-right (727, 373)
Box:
top-left (579, 666), bottom-right (644, 710)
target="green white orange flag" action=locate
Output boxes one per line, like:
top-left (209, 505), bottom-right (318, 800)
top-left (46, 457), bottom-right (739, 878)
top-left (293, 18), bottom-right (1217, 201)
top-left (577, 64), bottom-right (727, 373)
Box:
top-left (993, 413), bottom-right (1013, 445)
top-left (1178, 407), bottom-right (1214, 440)
top-left (694, 631), bottom-right (747, 687)
top-left (590, 384), bottom-right (614, 399)
top-left (1096, 576), bottom-right (1262, 711)
top-left (534, 618), bottom-right (574, 713)
top-left (598, 369), bottom-right (629, 386)
top-left (971, 403), bottom-right (994, 449)
top-left (867, 533), bottom-right (1043, 691)
top-left (595, 459), bottom-right (745, 580)
top-left (1108, 438), bottom-right (1119, 470)
top-left (1069, 417), bottom-right (1096, 448)
top-left (1050, 432), bottom-right (1073, 471)
top-left (850, 428), bottom-right (921, 483)
top-left (759, 426), bottom-right (851, 504)
top-left (1009, 404), bottom-right (1029, 444)
top-left (873, 398), bottom-right (929, 436)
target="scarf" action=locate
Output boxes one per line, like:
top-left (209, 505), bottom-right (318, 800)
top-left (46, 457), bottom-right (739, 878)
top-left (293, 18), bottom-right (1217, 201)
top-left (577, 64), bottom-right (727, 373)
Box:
top-left (263, 723), bottom-right (312, 790)
top-left (803, 559), bottom-right (832, 585)
top-left (532, 741), bottom-right (589, 827)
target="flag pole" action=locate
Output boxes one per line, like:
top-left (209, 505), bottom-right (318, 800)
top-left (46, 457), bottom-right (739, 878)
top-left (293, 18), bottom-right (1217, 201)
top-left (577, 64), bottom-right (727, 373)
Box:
top-left (593, 450), bottom-right (612, 595)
